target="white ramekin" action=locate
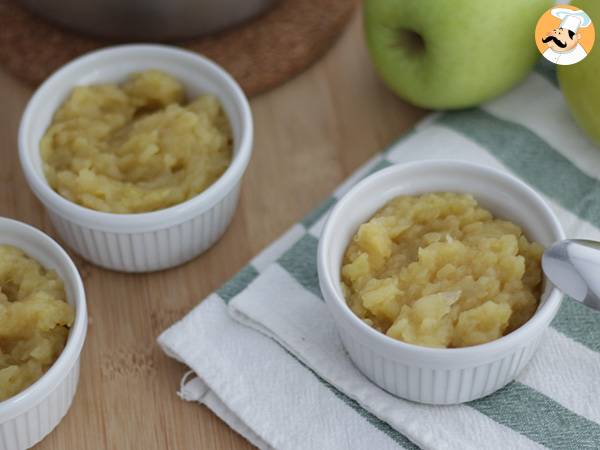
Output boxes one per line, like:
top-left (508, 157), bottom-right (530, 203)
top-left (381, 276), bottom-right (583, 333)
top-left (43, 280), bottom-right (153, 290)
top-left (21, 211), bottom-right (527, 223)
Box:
top-left (318, 160), bottom-right (565, 405)
top-left (19, 44), bottom-right (253, 272)
top-left (0, 217), bottom-right (87, 449)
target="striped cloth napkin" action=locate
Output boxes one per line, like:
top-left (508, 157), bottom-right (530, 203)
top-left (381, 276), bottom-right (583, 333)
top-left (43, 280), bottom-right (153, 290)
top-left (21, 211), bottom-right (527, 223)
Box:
top-left (158, 61), bottom-right (600, 450)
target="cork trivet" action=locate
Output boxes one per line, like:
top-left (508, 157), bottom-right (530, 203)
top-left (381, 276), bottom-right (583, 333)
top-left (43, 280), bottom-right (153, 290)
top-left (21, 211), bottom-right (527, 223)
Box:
top-left (0, 0), bottom-right (356, 96)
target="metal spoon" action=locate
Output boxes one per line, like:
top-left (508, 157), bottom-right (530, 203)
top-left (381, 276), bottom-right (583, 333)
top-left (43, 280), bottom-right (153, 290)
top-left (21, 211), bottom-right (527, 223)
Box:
top-left (542, 239), bottom-right (600, 311)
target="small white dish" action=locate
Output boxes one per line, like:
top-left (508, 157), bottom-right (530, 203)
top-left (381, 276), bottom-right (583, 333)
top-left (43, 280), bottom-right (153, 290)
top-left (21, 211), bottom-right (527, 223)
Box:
top-left (318, 160), bottom-right (565, 404)
top-left (0, 217), bottom-right (87, 449)
top-left (19, 44), bottom-right (253, 272)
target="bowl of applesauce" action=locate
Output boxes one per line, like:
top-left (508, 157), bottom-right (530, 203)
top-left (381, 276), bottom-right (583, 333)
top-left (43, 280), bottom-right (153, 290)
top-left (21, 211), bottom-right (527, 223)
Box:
top-left (317, 160), bottom-right (564, 404)
top-left (19, 44), bottom-right (253, 272)
top-left (0, 217), bottom-right (87, 449)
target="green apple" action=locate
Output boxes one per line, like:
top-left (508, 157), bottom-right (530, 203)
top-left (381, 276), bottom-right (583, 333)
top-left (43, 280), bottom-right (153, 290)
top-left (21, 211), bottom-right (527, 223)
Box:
top-left (364, 0), bottom-right (552, 109)
top-left (558, 0), bottom-right (600, 145)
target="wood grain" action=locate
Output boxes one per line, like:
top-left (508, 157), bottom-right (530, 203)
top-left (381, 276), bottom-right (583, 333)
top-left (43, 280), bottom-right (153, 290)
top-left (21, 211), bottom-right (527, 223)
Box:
top-left (0, 11), bottom-right (426, 450)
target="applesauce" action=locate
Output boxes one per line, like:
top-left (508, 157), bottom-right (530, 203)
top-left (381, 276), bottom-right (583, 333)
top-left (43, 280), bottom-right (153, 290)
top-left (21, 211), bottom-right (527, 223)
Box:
top-left (41, 70), bottom-right (232, 213)
top-left (0, 245), bottom-right (74, 401)
top-left (341, 193), bottom-right (544, 348)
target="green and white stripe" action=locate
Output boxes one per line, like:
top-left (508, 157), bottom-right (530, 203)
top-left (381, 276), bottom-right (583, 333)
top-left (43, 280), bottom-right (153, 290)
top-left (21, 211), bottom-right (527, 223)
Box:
top-left (162, 60), bottom-right (600, 450)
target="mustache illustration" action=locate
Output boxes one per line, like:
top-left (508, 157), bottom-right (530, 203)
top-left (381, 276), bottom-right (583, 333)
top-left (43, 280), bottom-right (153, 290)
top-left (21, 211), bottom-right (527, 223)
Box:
top-left (542, 35), bottom-right (567, 48)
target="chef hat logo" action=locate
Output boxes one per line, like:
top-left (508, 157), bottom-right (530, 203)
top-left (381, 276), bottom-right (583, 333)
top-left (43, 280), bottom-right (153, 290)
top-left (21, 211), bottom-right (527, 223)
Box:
top-left (535, 4), bottom-right (595, 66)
top-left (551, 8), bottom-right (592, 33)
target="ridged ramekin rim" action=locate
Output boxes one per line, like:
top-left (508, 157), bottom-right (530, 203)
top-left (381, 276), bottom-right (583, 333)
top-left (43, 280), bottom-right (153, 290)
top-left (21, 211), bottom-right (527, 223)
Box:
top-left (18, 44), bottom-right (253, 233)
top-left (0, 217), bottom-right (87, 422)
top-left (317, 159), bottom-right (565, 361)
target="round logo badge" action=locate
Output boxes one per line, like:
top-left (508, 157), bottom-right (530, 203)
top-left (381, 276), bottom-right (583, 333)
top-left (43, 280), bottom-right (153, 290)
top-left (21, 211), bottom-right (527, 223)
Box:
top-left (535, 5), bottom-right (595, 66)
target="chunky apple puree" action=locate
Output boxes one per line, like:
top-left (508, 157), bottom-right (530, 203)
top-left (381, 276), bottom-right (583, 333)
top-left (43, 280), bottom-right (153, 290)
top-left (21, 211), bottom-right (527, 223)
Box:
top-left (41, 70), bottom-right (232, 213)
top-left (341, 193), bottom-right (543, 348)
top-left (0, 245), bottom-right (74, 401)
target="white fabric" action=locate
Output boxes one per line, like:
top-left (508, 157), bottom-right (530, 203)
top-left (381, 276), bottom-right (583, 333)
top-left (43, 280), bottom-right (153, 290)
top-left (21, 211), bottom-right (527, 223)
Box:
top-left (160, 294), bottom-right (415, 450)
top-left (158, 68), bottom-right (600, 449)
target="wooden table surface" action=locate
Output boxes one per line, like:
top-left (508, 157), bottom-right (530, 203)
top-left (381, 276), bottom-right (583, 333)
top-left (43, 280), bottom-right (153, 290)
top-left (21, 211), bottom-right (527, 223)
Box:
top-left (0, 10), bottom-right (425, 450)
